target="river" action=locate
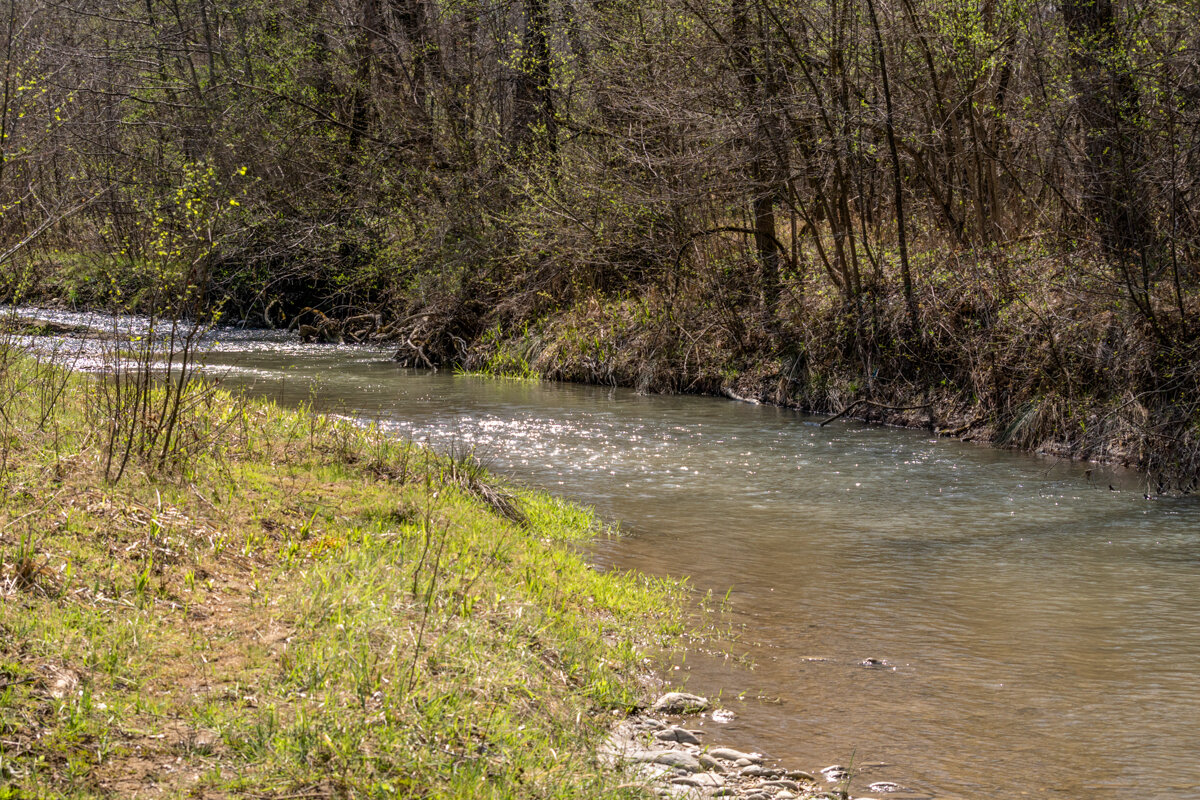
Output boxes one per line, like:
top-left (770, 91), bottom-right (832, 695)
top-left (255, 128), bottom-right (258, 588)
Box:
top-left (16, 311), bottom-right (1200, 799)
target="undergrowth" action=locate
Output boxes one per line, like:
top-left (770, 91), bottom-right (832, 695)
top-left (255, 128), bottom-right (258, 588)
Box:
top-left (450, 246), bottom-right (1200, 491)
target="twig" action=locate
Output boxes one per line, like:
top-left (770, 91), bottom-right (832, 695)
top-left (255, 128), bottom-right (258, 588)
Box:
top-left (819, 399), bottom-right (931, 427)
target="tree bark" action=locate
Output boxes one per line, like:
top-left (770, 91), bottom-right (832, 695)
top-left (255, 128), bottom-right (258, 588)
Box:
top-left (864, 0), bottom-right (915, 331)
top-left (1064, 0), bottom-right (1153, 323)
top-left (512, 0), bottom-right (557, 157)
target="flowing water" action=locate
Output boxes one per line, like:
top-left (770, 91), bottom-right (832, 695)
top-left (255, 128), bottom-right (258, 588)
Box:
top-left (16, 310), bottom-right (1200, 799)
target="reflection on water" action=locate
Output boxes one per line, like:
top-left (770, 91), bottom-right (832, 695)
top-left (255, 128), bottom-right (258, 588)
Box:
top-left (17, 308), bottom-right (1200, 799)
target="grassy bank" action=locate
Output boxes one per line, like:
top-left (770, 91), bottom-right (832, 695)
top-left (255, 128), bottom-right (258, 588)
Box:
top-left (0, 348), bottom-right (686, 798)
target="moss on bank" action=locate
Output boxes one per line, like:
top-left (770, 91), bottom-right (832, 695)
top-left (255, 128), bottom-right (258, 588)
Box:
top-left (0, 352), bottom-right (685, 798)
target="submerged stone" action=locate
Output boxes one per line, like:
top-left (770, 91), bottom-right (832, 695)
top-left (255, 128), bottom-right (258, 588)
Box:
top-left (868, 781), bottom-right (907, 792)
top-left (820, 764), bottom-right (851, 783)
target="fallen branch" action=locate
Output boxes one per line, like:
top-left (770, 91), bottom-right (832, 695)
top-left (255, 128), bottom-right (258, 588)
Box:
top-left (938, 416), bottom-right (984, 438)
top-left (819, 399), bottom-right (931, 427)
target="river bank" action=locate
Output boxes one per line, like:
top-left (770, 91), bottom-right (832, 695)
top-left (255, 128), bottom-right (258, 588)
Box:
top-left (386, 281), bottom-right (1199, 493)
top-left (8, 309), bottom-right (1200, 798)
top-left (17, 248), bottom-right (1200, 492)
top-left (0, 350), bottom-right (695, 798)
top-left (604, 692), bottom-right (916, 800)
top-left (0, 339), bottom-right (926, 800)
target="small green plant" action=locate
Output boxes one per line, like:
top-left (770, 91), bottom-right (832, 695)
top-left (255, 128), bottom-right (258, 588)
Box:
top-left (132, 560), bottom-right (153, 607)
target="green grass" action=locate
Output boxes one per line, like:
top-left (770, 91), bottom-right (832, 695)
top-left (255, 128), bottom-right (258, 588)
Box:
top-left (0, 348), bottom-right (686, 798)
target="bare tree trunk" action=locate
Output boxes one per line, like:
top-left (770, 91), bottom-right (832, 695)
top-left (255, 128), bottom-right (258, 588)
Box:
top-left (731, 0), bottom-right (780, 313)
top-left (348, 0), bottom-right (382, 157)
top-left (1064, 0), bottom-right (1156, 329)
top-left (512, 0), bottom-right (557, 157)
top-left (864, 0), bottom-right (915, 331)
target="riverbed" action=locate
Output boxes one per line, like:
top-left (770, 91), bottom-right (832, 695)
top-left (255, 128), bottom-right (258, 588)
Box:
top-left (15, 310), bottom-right (1200, 799)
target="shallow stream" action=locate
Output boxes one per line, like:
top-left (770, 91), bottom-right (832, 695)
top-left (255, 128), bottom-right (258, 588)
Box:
top-left (18, 310), bottom-right (1200, 799)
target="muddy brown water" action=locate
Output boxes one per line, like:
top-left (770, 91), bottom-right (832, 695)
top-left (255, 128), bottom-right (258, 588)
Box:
top-left (19, 311), bottom-right (1200, 799)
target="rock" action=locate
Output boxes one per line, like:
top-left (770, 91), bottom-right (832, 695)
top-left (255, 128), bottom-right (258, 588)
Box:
top-left (629, 750), bottom-right (702, 773)
top-left (46, 668), bottom-right (79, 700)
top-left (712, 790), bottom-right (737, 798)
top-left (637, 763), bottom-right (678, 782)
top-left (188, 731), bottom-right (218, 755)
top-left (733, 758), bottom-right (754, 767)
top-left (820, 764), bottom-right (851, 783)
top-left (600, 724), bottom-right (643, 761)
top-left (742, 793), bottom-right (770, 800)
top-left (656, 726), bottom-right (704, 745)
top-left (785, 770), bottom-right (817, 782)
top-left (697, 754), bottom-right (725, 772)
top-left (776, 793), bottom-right (798, 800)
top-left (763, 779), bottom-right (801, 791)
top-left (868, 781), bottom-right (907, 793)
top-left (708, 747), bottom-right (762, 763)
top-left (672, 773), bottom-right (725, 789)
top-left (711, 708), bottom-right (737, 723)
top-left (740, 765), bottom-right (779, 778)
top-left (652, 692), bottom-right (711, 714)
